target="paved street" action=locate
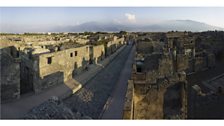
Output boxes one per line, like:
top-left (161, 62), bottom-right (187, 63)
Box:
top-left (64, 45), bottom-right (134, 119)
top-left (100, 46), bottom-right (135, 119)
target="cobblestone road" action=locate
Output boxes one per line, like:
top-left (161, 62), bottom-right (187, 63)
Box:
top-left (64, 45), bottom-right (133, 119)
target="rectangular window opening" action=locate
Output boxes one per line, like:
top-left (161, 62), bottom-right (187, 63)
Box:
top-left (47, 57), bottom-right (52, 64)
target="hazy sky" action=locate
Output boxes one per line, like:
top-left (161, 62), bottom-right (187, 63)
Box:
top-left (1, 7), bottom-right (224, 32)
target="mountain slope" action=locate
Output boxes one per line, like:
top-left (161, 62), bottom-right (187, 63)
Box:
top-left (63, 20), bottom-right (224, 32)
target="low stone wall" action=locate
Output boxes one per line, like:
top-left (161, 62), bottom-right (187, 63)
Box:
top-left (123, 80), bottom-right (134, 119)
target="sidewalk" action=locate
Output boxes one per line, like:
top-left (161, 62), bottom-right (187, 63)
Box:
top-left (0, 45), bottom-right (126, 119)
top-left (64, 45), bottom-right (126, 94)
top-left (74, 45), bottom-right (126, 85)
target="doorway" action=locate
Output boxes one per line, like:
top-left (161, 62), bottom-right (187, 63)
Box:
top-left (20, 66), bottom-right (34, 94)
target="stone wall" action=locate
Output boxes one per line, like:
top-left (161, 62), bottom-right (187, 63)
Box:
top-left (106, 38), bottom-right (124, 56)
top-left (92, 45), bottom-right (105, 64)
top-left (125, 35), bottom-right (189, 119)
top-left (130, 81), bottom-right (187, 119)
top-left (206, 53), bottom-right (215, 68)
top-left (194, 57), bottom-right (207, 72)
top-left (27, 40), bottom-right (124, 93)
top-left (34, 72), bottom-right (64, 93)
top-left (0, 47), bottom-right (20, 101)
top-left (38, 45), bottom-right (90, 79)
top-left (176, 54), bottom-right (189, 72)
top-left (32, 45), bottom-right (90, 92)
top-left (136, 41), bottom-right (154, 54)
top-left (158, 55), bottom-right (174, 78)
top-left (123, 80), bottom-right (134, 119)
top-left (106, 43), bottom-right (117, 56)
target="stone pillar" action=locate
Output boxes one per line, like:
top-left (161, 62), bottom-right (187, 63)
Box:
top-left (64, 69), bottom-right (73, 82)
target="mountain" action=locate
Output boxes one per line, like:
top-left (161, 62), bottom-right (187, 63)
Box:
top-left (51, 22), bottom-right (123, 32)
top-left (52, 20), bottom-right (223, 32)
top-left (142, 20), bottom-right (224, 32)
top-left (4, 20), bottom-right (221, 33)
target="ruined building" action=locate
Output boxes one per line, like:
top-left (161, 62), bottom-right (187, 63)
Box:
top-left (0, 34), bottom-right (125, 102)
top-left (123, 33), bottom-right (190, 119)
top-left (0, 46), bottom-right (20, 101)
top-left (123, 31), bottom-right (218, 119)
top-left (165, 32), bottom-right (215, 74)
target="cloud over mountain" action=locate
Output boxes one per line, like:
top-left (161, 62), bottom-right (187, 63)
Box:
top-left (125, 13), bottom-right (136, 23)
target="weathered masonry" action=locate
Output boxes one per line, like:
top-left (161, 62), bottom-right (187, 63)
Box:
top-left (1, 46), bottom-right (21, 101)
top-left (1, 35), bottom-right (125, 102)
top-left (123, 31), bottom-right (219, 119)
top-left (123, 33), bottom-right (189, 119)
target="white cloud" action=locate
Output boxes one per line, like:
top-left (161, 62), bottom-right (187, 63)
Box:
top-left (125, 13), bottom-right (136, 23)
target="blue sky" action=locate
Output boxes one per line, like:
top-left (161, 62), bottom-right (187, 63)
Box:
top-left (1, 7), bottom-right (224, 32)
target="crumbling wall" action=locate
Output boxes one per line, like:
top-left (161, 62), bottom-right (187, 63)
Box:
top-left (32, 45), bottom-right (90, 92)
top-left (176, 54), bottom-right (189, 72)
top-left (20, 56), bottom-right (34, 94)
top-left (187, 59), bottom-right (195, 73)
top-left (30, 42), bottom-right (123, 93)
top-left (39, 45), bottom-right (89, 78)
top-left (126, 36), bottom-right (189, 119)
top-left (194, 57), bottom-right (207, 72)
top-left (34, 72), bottom-right (64, 93)
top-left (93, 45), bottom-right (105, 64)
top-left (158, 55), bottom-right (173, 78)
top-left (106, 42), bottom-right (117, 56)
top-left (133, 88), bottom-right (164, 119)
top-left (206, 53), bottom-right (215, 68)
top-left (132, 82), bottom-right (187, 119)
top-left (0, 47), bottom-right (20, 101)
top-left (136, 41), bottom-right (154, 54)
top-left (106, 38), bottom-right (124, 56)
top-left (114, 37), bottom-right (125, 47)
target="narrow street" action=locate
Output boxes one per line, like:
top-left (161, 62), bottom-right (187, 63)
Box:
top-left (100, 46), bottom-right (135, 119)
top-left (64, 45), bottom-right (134, 119)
